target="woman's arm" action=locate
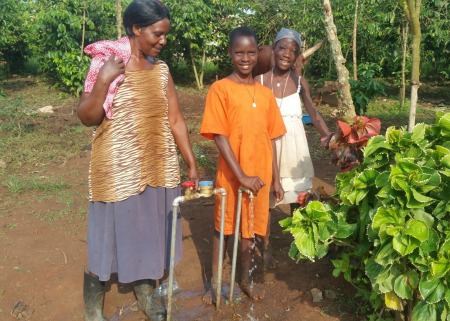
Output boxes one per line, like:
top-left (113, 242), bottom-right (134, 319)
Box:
top-left (299, 76), bottom-right (330, 139)
top-left (271, 140), bottom-right (284, 203)
top-left (213, 134), bottom-right (265, 196)
top-left (77, 54), bottom-right (125, 127)
top-left (167, 73), bottom-right (199, 188)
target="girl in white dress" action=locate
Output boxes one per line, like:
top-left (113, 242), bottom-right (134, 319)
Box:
top-left (256, 28), bottom-right (331, 266)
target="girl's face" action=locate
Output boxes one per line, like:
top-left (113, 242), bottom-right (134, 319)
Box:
top-left (273, 38), bottom-right (300, 71)
top-left (134, 18), bottom-right (170, 58)
top-left (229, 36), bottom-right (258, 77)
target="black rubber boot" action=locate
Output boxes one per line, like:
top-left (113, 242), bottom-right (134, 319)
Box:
top-left (133, 280), bottom-right (166, 321)
top-left (83, 268), bottom-right (108, 321)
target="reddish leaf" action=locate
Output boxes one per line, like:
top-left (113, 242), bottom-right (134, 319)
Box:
top-left (338, 120), bottom-right (352, 137)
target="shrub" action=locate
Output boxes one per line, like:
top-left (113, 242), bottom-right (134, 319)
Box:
top-left (281, 112), bottom-right (450, 320)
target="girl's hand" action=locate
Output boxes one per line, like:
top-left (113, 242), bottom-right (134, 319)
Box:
top-left (272, 180), bottom-right (284, 203)
top-left (320, 132), bottom-right (334, 149)
top-left (97, 54), bottom-right (125, 85)
top-left (187, 166), bottom-right (200, 191)
top-left (239, 175), bottom-right (265, 196)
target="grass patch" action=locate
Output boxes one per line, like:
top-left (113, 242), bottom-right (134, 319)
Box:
top-left (4, 175), bottom-right (70, 194)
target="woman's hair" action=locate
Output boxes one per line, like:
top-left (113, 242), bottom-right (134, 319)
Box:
top-left (123, 0), bottom-right (170, 36)
top-left (229, 26), bottom-right (258, 48)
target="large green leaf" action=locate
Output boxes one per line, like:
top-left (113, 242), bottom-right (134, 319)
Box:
top-left (317, 220), bottom-right (337, 241)
top-left (364, 135), bottom-right (392, 158)
top-left (438, 113), bottom-right (450, 137)
top-left (304, 201), bottom-right (332, 222)
top-left (365, 257), bottom-right (383, 283)
top-left (412, 209), bottom-right (435, 227)
top-left (375, 241), bottom-right (397, 266)
top-left (407, 188), bottom-right (435, 209)
top-left (293, 226), bottom-right (315, 260)
top-left (353, 169), bottom-right (379, 189)
top-left (393, 233), bottom-right (420, 256)
top-left (385, 126), bottom-right (403, 145)
top-left (394, 270), bottom-right (419, 299)
top-left (279, 217), bottom-right (292, 228)
top-left (372, 207), bottom-right (404, 231)
top-left (431, 257), bottom-right (450, 279)
top-left (288, 241), bottom-right (300, 261)
top-left (412, 300), bottom-right (437, 321)
top-left (420, 228), bottom-right (440, 255)
top-left (411, 123), bottom-right (427, 142)
top-left (375, 171), bottom-right (390, 189)
top-left (419, 273), bottom-right (446, 304)
top-left (376, 264), bottom-right (400, 293)
top-left (404, 219), bottom-right (429, 242)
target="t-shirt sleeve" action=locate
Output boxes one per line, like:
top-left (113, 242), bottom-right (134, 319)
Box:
top-left (267, 93), bottom-right (286, 139)
top-left (200, 82), bottom-right (230, 140)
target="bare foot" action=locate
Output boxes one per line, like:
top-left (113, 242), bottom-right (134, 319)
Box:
top-left (240, 281), bottom-right (265, 301)
top-left (202, 281), bottom-right (217, 305)
top-left (263, 245), bottom-right (277, 269)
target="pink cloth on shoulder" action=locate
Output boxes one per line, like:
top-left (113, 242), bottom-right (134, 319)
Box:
top-left (83, 37), bottom-right (131, 119)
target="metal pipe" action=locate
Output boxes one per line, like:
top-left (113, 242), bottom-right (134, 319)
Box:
top-left (214, 187), bottom-right (227, 310)
top-left (166, 183), bottom-right (227, 319)
top-left (167, 195), bottom-right (185, 321)
top-left (229, 187), bottom-right (253, 305)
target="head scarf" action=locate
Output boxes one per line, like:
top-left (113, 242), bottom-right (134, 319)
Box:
top-left (274, 28), bottom-right (302, 48)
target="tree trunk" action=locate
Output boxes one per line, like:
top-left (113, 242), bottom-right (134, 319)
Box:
top-left (116, 0), bottom-right (123, 39)
top-left (199, 47), bottom-right (206, 89)
top-left (80, 0), bottom-right (86, 60)
top-left (323, 0), bottom-right (356, 118)
top-left (189, 43), bottom-right (202, 90)
top-left (352, 0), bottom-right (359, 80)
top-left (400, 0), bottom-right (421, 132)
top-left (400, 21), bottom-right (408, 109)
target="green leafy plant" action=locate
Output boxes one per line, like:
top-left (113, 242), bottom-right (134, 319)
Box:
top-left (350, 63), bottom-right (387, 115)
top-left (281, 112), bottom-right (450, 321)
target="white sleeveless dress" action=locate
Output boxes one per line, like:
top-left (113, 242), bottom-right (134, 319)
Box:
top-left (262, 75), bottom-right (314, 207)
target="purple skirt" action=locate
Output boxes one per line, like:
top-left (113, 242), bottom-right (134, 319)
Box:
top-left (87, 186), bottom-right (182, 283)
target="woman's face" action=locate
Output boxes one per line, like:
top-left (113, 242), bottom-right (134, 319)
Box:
top-left (134, 18), bottom-right (170, 58)
top-left (273, 38), bottom-right (299, 71)
top-left (229, 36), bottom-right (258, 77)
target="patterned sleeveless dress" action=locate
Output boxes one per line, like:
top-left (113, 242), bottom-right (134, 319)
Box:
top-left (87, 61), bottom-right (182, 283)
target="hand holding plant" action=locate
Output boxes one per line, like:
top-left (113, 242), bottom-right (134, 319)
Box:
top-left (327, 116), bottom-right (381, 171)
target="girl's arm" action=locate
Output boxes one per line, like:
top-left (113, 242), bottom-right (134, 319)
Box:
top-left (77, 54), bottom-right (125, 127)
top-left (299, 76), bottom-right (331, 140)
top-left (271, 140), bottom-right (284, 203)
top-left (214, 134), bottom-right (265, 196)
top-left (167, 73), bottom-right (199, 188)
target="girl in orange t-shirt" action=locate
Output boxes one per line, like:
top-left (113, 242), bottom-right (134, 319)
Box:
top-left (200, 26), bottom-right (286, 303)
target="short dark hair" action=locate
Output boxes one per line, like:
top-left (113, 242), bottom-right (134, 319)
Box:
top-left (229, 26), bottom-right (258, 48)
top-left (123, 0), bottom-right (170, 36)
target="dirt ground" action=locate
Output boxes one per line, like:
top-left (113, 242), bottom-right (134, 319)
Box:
top-left (0, 87), bottom-right (361, 321)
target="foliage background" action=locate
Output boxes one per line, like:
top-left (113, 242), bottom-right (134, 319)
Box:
top-left (1, 0), bottom-right (448, 94)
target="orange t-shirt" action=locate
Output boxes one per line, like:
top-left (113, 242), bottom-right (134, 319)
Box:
top-left (200, 78), bottom-right (286, 238)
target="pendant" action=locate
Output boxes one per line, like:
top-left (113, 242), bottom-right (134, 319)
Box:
top-left (277, 82), bottom-right (280, 87)
top-left (252, 102), bottom-right (257, 108)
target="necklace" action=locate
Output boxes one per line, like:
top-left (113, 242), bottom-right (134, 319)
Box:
top-left (232, 73), bottom-right (257, 108)
top-left (272, 67), bottom-right (290, 87)
top-left (270, 68), bottom-right (290, 108)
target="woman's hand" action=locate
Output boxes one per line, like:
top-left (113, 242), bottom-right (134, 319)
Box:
top-left (238, 175), bottom-right (265, 196)
top-left (272, 180), bottom-right (284, 203)
top-left (187, 166), bottom-right (200, 191)
top-left (97, 54), bottom-right (125, 85)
